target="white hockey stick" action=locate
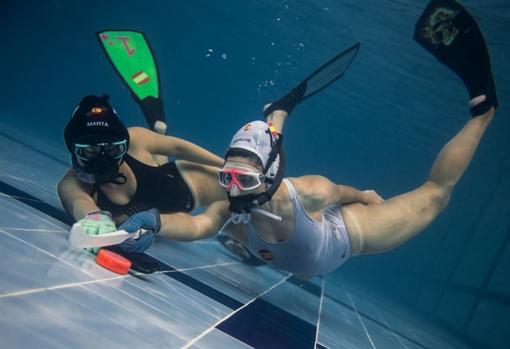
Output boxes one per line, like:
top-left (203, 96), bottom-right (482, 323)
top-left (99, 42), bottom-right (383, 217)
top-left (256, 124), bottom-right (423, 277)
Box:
top-left (69, 223), bottom-right (135, 248)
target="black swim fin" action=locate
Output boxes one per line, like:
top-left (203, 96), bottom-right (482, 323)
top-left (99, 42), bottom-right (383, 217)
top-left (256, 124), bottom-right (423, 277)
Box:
top-left (263, 82), bottom-right (307, 117)
top-left (263, 42), bottom-right (360, 117)
top-left (414, 0), bottom-right (498, 116)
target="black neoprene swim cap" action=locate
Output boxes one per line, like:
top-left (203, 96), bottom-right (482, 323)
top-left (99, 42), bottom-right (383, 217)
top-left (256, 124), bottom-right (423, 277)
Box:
top-left (64, 95), bottom-right (129, 151)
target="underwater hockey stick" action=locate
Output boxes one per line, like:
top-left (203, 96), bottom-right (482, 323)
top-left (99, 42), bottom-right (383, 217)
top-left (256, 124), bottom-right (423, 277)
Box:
top-left (69, 223), bottom-right (135, 248)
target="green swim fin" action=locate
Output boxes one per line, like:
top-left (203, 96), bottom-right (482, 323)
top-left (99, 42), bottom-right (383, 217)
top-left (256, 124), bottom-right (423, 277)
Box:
top-left (414, 0), bottom-right (498, 116)
top-left (97, 30), bottom-right (166, 132)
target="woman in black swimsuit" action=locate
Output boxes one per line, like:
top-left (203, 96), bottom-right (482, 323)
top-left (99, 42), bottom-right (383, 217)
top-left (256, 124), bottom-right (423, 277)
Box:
top-left (57, 95), bottom-right (227, 252)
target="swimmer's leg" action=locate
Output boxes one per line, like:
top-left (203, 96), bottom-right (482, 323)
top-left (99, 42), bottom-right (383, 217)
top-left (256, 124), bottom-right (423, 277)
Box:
top-left (342, 108), bottom-right (495, 255)
top-left (265, 109), bottom-right (289, 134)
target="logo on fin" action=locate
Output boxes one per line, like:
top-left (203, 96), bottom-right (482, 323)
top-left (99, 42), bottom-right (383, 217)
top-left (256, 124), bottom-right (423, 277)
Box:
top-left (116, 36), bottom-right (135, 56)
top-left (132, 71), bottom-right (150, 85)
top-left (421, 8), bottom-right (459, 46)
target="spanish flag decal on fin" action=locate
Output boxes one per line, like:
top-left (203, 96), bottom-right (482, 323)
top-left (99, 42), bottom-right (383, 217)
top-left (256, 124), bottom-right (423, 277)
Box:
top-left (132, 71), bottom-right (151, 86)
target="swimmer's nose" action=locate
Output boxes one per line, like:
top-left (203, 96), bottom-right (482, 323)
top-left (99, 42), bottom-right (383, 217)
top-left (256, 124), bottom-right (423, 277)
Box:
top-left (229, 184), bottom-right (241, 197)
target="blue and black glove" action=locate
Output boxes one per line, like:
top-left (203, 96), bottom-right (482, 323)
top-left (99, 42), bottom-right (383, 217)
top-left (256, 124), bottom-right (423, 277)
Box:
top-left (117, 208), bottom-right (161, 253)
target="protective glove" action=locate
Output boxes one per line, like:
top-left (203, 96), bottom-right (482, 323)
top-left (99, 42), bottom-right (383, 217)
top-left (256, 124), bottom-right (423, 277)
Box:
top-left (117, 208), bottom-right (161, 253)
top-left (77, 211), bottom-right (117, 254)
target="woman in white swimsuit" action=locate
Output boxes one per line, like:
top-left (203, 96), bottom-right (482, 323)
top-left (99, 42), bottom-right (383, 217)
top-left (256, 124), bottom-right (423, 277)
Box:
top-left (211, 97), bottom-right (494, 276)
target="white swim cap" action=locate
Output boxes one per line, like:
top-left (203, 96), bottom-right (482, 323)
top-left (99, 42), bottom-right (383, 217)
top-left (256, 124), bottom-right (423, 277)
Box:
top-left (227, 120), bottom-right (279, 168)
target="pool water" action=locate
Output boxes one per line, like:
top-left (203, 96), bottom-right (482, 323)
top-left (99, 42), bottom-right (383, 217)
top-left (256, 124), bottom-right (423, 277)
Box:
top-left (1, 1), bottom-right (509, 348)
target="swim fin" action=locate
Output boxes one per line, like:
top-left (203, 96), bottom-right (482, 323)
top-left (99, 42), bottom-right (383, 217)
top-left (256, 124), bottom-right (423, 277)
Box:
top-left (414, 0), bottom-right (498, 116)
top-left (97, 30), bottom-right (167, 131)
top-left (263, 43), bottom-right (360, 117)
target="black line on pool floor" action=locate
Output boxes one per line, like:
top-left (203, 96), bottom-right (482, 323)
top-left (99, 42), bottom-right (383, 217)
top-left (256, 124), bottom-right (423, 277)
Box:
top-left (161, 263), bottom-right (243, 310)
top-left (217, 296), bottom-right (317, 349)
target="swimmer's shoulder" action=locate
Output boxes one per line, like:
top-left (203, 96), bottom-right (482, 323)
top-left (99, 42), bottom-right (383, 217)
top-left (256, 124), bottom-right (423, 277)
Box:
top-left (285, 175), bottom-right (335, 212)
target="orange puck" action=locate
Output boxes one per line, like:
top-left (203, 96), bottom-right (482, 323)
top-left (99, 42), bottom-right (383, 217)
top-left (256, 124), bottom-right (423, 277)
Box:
top-left (95, 249), bottom-right (132, 275)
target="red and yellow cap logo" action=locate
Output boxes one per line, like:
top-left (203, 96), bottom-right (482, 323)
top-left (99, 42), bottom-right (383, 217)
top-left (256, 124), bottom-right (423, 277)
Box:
top-left (86, 106), bottom-right (107, 117)
top-left (268, 123), bottom-right (279, 137)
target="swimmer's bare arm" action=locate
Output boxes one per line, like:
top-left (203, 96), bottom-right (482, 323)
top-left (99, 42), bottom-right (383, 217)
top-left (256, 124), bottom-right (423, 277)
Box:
top-left (57, 169), bottom-right (100, 221)
top-left (130, 127), bottom-right (224, 167)
top-left (291, 176), bottom-right (384, 211)
top-left (159, 200), bottom-right (230, 241)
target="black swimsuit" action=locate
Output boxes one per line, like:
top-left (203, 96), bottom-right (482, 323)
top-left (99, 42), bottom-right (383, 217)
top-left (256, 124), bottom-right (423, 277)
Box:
top-left (97, 154), bottom-right (195, 216)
